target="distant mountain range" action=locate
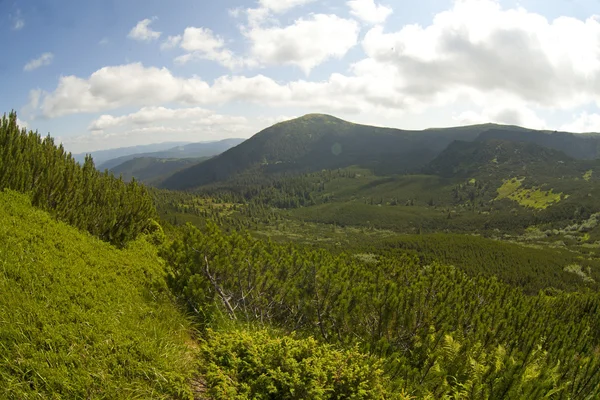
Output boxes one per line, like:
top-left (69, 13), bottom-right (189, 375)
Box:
top-left (160, 114), bottom-right (600, 191)
top-left (98, 138), bottom-right (245, 171)
top-left (72, 142), bottom-right (191, 166)
top-left (109, 157), bottom-right (210, 185)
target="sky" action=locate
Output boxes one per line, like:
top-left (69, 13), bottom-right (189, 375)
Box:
top-left (2, 0), bottom-right (600, 153)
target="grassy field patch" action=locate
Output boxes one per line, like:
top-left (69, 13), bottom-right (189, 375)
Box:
top-left (496, 178), bottom-right (563, 209)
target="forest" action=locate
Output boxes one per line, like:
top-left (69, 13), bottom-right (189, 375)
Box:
top-left (2, 111), bottom-right (600, 399)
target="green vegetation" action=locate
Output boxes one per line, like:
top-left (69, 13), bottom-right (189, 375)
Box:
top-left (496, 177), bottom-right (524, 199)
top-left (161, 114), bottom-right (500, 190)
top-left (162, 222), bottom-right (600, 398)
top-left (200, 328), bottom-right (390, 399)
top-left (0, 190), bottom-right (197, 398)
top-left (5, 111), bottom-right (600, 398)
top-left (0, 112), bottom-right (156, 246)
top-left (496, 178), bottom-right (563, 209)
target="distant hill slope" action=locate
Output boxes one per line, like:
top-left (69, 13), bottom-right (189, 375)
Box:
top-left (426, 139), bottom-right (577, 179)
top-left (99, 138), bottom-right (245, 171)
top-left (161, 114), bottom-right (502, 190)
top-left (0, 190), bottom-right (196, 398)
top-left (72, 141), bottom-right (190, 166)
top-left (110, 156), bottom-right (209, 185)
top-left (478, 128), bottom-right (600, 159)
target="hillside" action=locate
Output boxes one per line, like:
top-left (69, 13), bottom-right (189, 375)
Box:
top-left (161, 115), bottom-right (599, 191)
top-left (0, 113), bottom-right (155, 246)
top-left (478, 128), bottom-right (600, 159)
top-left (160, 114), bottom-right (497, 190)
top-left (426, 139), bottom-right (577, 179)
top-left (110, 156), bottom-right (209, 185)
top-left (99, 138), bottom-right (244, 171)
top-left (6, 109), bottom-right (600, 398)
top-left (0, 190), bottom-right (197, 398)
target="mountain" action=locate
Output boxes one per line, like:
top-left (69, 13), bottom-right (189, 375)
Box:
top-left (98, 138), bottom-right (245, 171)
top-left (161, 114), bottom-right (500, 190)
top-left (478, 128), bottom-right (600, 159)
top-left (110, 156), bottom-right (209, 185)
top-left (426, 139), bottom-right (577, 179)
top-left (72, 141), bottom-right (190, 166)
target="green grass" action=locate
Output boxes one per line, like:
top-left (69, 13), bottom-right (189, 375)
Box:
top-left (496, 178), bottom-right (563, 209)
top-left (0, 190), bottom-right (197, 399)
top-left (496, 177), bottom-right (525, 199)
top-left (584, 169), bottom-right (593, 181)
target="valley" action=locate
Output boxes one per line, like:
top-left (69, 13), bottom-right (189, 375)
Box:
top-left (3, 112), bottom-right (600, 399)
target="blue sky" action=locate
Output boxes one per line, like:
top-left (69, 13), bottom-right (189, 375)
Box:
top-left (2, 0), bottom-right (600, 152)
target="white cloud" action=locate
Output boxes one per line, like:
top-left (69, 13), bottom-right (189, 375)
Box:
top-left (453, 107), bottom-right (547, 130)
top-left (16, 118), bottom-right (28, 129)
top-left (66, 106), bottom-right (259, 152)
top-left (347, 0), bottom-right (393, 24)
top-left (245, 14), bottom-right (360, 74)
top-left (560, 112), bottom-right (600, 133)
top-left (99, 38), bottom-right (109, 46)
top-left (174, 14), bottom-right (361, 74)
top-left (128, 17), bottom-right (161, 41)
top-left (360, 0), bottom-right (600, 111)
top-left (24, 53), bottom-right (54, 71)
top-left (32, 63), bottom-right (211, 117)
top-left (28, 0), bottom-right (600, 124)
top-left (244, 0), bottom-right (317, 28)
top-left (160, 35), bottom-right (182, 50)
top-left (29, 62), bottom-right (399, 118)
top-left (88, 106), bottom-right (218, 131)
top-left (175, 27), bottom-right (255, 69)
top-left (180, 27), bottom-right (225, 53)
top-left (257, 0), bottom-right (316, 14)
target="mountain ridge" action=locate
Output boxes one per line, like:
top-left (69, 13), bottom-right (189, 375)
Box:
top-left (160, 114), bottom-right (499, 190)
top-left (98, 138), bottom-right (245, 170)
top-left (161, 114), bottom-right (600, 191)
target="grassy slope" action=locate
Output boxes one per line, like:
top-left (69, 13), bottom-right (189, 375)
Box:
top-left (0, 190), bottom-right (197, 399)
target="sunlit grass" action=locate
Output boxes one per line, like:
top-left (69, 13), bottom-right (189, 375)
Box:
top-left (0, 190), bottom-right (197, 398)
top-left (496, 177), bottom-right (563, 209)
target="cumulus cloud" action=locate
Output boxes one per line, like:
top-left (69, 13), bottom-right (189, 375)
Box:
top-left (28, 62), bottom-right (402, 118)
top-left (128, 17), bottom-right (161, 41)
top-left (88, 106), bottom-right (223, 131)
top-left (160, 35), bottom-right (182, 50)
top-left (31, 63), bottom-right (211, 117)
top-left (174, 27), bottom-right (255, 69)
top-left (347, 0), bottom-right (393, 24)
top-left (245, 14), bottom-right (360, 74)
top-left (360, 0), bottom-right (600, 110)
top-left (167, 12), bottom-right (358, 73)
top-left (24, 53), bottom-right (54, 71)
top-left (257, 0), bottom-right (316, 14)
top-left (27, 0), bottom-right (600, 126)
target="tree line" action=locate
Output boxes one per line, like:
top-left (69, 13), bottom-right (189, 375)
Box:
top-left (0, 112), bottom-right (156, 245)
